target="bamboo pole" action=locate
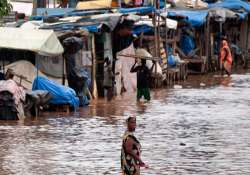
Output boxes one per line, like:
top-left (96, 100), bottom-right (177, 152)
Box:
top-left (32, 0), bottom-right (37, 16)
top-left (195, 0), bottom-right (198, 8)
top-left (219, 21), bottom-right (223, 70)
top-left (62, 55), bottom-right (65, 85)
top-left (205, 16), bottom-right (210, 72)
top-left (91, 34), bottom-right (98, 99)
top-left (246, 15), bottom-right (249, 51)
top-left (117, 54), bottom-right (161, 61)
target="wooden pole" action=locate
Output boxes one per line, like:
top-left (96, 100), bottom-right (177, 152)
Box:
top-left (91, 34), bottom-right (98, 99)
top-left (205, 16), bottom-right (210, 72)
top-left (165, 16), bottom-right (168, 60)
top-left (219, 21), bottom-right (223, 70)
top-left (62, 55), bottom-right (65, 85)
top-left (246, 15), bottom-right (249, 51)
top-left (117, 54), bottom-right (161, 61)
top-left (32, 0), bottom-right (37, 15)
top-left (153, 10), bottom-right (158, 57)
top-left (3, 50), bottom-right (5, 73)
top-left (35, 55), bottom-right (39, 78)
top-left (195, 0), bottom-right (198, 8)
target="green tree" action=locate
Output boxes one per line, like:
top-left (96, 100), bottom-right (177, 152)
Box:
top-left (0, 0), bottom-right (12, 18)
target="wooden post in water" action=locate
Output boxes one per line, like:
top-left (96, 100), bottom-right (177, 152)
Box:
top-left (153, 0), bottom-right (158, 58)
top-left (219, 21), bottom-right (223, 70)
top-left (32, 0), bottom-right (37, 15)
top-left (91, 34), bottom-right (98, 99)
top-left (62, 55), bottom-right (65, 85)
top-left (195, 0), bottom-right (198, 8)
top-left (205, 16), bottom-right (210, 72)
top-left (246, 16), bottom-right (250, 51)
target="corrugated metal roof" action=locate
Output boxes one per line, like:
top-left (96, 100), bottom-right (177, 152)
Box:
top-left (10, 0), bottom-right (33, 2)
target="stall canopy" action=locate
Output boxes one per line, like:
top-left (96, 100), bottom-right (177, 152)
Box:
top-left (208, 7), bottom-right (241, 22)
top-left (0, 27), bottom-right (64, 56)
top-left (167, 9), bottom-right (208, 27)
top-left (118, 6), bottom-right (155, 14)
top-left (40, 13), bottom-right (139, 33)
top-left (209, 0), bottom-right (250, 13)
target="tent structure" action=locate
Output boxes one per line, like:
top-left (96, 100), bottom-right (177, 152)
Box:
top-left (0, 27), bottom-right (64, 56)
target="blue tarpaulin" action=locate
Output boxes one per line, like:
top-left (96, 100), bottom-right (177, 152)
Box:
top-left (32, 76), bottom-right (79, 108)
top-left (80, 25), bottom-right (100, 33)
top-left (179, 34), bottom-right (196, 55)
top-left (236, 11), bottom-right (248, 19)
top-left (167, 10), bottom-right (208, 27)
top-left (40, 22), bottom-right (105, 33)
top-left (118, 6), bottom-right (154, 14)
top-left (67, 10), bottom-right (109, 17)
top-left (36, 8), bottom-right (75, 17)
top-left (133, 25), bottom-right (153, 35)
top-left (209, 0), bottom-right (250, 13)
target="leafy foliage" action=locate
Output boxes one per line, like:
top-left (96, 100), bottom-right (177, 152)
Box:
top-left (0, 0), bottom-right (12, 18)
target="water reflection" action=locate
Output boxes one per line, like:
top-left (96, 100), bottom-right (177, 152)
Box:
top-left (0, 73), bottom-right (250, 174)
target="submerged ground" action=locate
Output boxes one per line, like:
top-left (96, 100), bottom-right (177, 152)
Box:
top-left (1, 71), bottom-right (250, 175)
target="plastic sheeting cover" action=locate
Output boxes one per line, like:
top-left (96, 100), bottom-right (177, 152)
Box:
top-left (179, 34), bottom-right (196, 55)
top-left (32, 76), bottom-right (79, 108)
top-left (167, 10), bottom-right (208, 27)
top-left (0, 27), bottom-right (64, 56)
top-left (209, 0), bottom-right (250, 13)
top-left (118, 6), bottom-right (155, 14)
top-left (5, 60), bottom-right (66, 90)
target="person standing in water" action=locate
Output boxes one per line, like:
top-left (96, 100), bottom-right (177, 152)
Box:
top-left (220, 37), bottom-right (233, 76)
top-left (130, 59), bottom-right (154, 102)
top-left (103, 57), bottom-right (114, 101)
top-left (121, 116), bottom-right (148, 175)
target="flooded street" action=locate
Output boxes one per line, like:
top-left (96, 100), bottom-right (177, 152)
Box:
top-left (1, 72), bottom-right (250, 175)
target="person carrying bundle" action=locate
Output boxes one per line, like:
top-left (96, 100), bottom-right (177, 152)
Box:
top-left (130, 59), bottom-right (155, 102)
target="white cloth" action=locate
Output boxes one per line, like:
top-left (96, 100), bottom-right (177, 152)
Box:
top-left (135, 48), bottom-right (163, 75)
top-left (116, 44), bottom-right (137, 94)
top-left (5, 60), bottom-right (67, 90)
top-left (0, 27), bottom-right (64, 56)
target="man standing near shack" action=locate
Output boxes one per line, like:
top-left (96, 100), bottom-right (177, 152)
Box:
top-left (220, 37), bottom-right (233, 77)
top-left (130, 59), bottom-right (154, 102)
top-left (103, 57), bottom-right (114, 101)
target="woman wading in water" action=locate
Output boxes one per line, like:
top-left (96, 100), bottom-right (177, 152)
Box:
top-left (121, 116), bottom-right (148, 175)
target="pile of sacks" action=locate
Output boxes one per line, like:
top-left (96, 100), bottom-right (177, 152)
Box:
top-left (0, 80), bottom-right (25, 120)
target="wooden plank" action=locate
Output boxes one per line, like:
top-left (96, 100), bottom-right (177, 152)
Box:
top-left (91, 34), bottom-right (98, 99)
top-left (183, 58), bottom-right (205, 63)
top-left (117, 54), bottom-right (161, 61)
top-left (142, 35), bottom-right (176, 43)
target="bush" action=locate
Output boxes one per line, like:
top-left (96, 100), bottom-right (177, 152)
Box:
top-left (0, 0), bottom-right (12, 18)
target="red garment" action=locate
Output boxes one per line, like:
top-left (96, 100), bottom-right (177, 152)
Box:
top-left (220, 40), bottom-right (233, 65)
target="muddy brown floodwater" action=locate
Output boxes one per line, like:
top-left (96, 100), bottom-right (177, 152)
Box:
top-left (1, 72), bottom-right (250, 175)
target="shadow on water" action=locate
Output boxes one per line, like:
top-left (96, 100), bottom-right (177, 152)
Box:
top-left (1, 72), bottom-right (250, 174)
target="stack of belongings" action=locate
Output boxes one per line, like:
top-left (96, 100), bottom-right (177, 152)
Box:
top-left (32, 76), bottom-right (79, 109)
top-left (0, 80), bottom-right (25, 120)
top-left (25, 90), bottom-right (52, 117)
